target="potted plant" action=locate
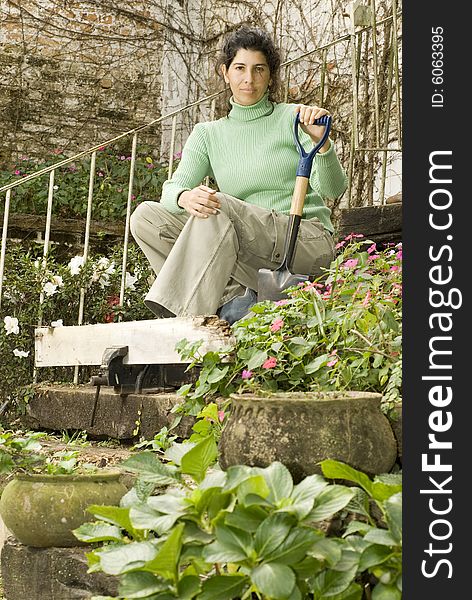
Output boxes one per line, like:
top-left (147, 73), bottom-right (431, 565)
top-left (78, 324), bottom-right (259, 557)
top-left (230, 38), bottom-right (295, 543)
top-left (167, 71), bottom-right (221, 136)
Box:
top-left (0, 429), bottom-right (127, 547)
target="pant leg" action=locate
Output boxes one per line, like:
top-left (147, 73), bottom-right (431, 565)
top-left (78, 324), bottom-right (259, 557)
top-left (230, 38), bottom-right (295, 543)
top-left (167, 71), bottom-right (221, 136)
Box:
top-left (130, 194), bottom-right (334, 317)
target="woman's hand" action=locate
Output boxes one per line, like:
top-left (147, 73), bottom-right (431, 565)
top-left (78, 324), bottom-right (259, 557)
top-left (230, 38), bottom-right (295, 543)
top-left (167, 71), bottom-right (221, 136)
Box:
top-left (294, 105), bottom-right (331, 153)
top-left (177, 185), bottom-right (221, 218)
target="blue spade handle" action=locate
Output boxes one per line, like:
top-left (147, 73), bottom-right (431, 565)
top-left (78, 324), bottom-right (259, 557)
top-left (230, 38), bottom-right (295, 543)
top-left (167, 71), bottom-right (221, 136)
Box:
top-left (294, 112), bottom-right (332, 178)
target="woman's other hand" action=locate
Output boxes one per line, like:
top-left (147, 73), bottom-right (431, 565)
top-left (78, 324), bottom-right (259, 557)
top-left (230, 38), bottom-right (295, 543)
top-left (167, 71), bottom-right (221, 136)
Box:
top-left (177, 185), bottom-right (221, 218)
top-left (294, 105), bottom-right (331, 153)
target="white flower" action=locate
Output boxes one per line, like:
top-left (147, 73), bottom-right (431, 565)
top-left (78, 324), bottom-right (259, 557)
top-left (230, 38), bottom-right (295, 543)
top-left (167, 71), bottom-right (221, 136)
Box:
top-left (3, 316), bottom-right (19, 335)
top-left (51, 275), bottom-right (64, 287)
top-left (51, 319), bottom-right (63, 327)
top-left (34, 259), bottom-right (40, 269)
top-left (43, 282), bottom-right (58, 297)
top-left (92, 258), bottom-right (115, 288)
top-left (125, 272), bottom-right (138, 291)
top-left (13, 348), bottom-right (30, 358)
top-left (68, 255), bottom-right (85, 276)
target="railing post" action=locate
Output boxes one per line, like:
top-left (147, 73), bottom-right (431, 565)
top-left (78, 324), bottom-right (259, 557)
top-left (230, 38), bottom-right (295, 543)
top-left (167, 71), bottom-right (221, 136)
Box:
top-left (73, 151), bottom-right (97, 384)
top-left (118, 134), bottom-right (138, 318)
top-left (0, 190), bottom-right (11, 311)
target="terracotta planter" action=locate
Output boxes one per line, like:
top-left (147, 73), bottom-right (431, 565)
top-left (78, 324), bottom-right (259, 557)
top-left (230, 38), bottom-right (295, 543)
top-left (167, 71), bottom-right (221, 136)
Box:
top-left (219, 391), bottom-right (397, 482)
top-left (0, 470), bottom-right (127, 547)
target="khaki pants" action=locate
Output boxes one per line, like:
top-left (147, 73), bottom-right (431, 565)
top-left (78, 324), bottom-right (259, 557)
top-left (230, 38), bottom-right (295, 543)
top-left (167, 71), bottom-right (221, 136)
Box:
top-left (130, 192), bottom-right (335, 317)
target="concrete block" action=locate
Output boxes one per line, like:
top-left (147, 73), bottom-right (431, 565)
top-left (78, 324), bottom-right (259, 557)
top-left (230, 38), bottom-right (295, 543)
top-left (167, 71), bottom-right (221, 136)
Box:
top-left (1, 537), bottom-right (118, 600)
top-left (26, 384), bottom-right (194, 440)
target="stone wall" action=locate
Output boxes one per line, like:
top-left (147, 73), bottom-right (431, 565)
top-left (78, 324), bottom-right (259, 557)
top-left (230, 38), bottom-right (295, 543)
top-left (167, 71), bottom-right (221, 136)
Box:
top-left (1, 0), bottom-right (401, 204)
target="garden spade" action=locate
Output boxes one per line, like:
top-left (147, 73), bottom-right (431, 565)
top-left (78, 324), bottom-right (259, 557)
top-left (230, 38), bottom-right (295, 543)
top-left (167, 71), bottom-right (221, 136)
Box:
top-left (257, 113), bottom-right (332, 302)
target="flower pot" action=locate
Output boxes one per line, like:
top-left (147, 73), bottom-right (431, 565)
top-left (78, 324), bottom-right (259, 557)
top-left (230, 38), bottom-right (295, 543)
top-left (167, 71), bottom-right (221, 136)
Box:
top-left (219, 391), bottom-right (397, 482)
top-left (0, 470), bottom-right (127, 547)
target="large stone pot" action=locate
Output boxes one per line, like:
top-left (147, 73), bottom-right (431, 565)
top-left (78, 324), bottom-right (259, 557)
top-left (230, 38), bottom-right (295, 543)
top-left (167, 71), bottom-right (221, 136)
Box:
top-left (0, 469), bottom-right (127, 547)
top-left (219, 391), bottom-right (397, 482)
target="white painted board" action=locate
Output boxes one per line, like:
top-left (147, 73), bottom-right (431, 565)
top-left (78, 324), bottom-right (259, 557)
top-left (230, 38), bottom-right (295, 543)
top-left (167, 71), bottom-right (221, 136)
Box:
top-left (34, 317), bottom-right (235, 367)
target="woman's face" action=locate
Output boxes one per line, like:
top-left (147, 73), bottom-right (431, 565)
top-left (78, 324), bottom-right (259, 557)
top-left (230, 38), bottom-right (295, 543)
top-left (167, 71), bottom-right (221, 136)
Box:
top-left (222, 48), bottom-right (272, 106)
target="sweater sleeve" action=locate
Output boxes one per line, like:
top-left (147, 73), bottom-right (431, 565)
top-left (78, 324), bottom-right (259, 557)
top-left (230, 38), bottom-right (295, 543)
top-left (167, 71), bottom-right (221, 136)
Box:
top-left (160, 123), bottom-right (211, 213)
top-left (310, 141), bottom-right (348, 201)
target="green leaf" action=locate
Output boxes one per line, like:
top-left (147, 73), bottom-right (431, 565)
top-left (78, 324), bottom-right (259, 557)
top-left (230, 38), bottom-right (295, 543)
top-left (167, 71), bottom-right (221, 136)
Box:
top-left (384, 492), bottom-right (402, 544)
top-left (164, 441), bottom-right (196, 466)
top-left (311, 568), bottom-right (357, 598)
top-left (181, 436), bottom-right (218, 483)
top-left (371, 582), bottom-right (402, 600)
top-left (309, 538), bottom-right (343, 567)
top-left (251, 563), bottom-right (296, 600)
top-left (225, 505), bottom-right (269, 533)
top-left (118, 572), bottom-right (167, 598)
top-left (223, 464), bottom-right (255, 492)
top-left (364, 529), bottom-right (398, 546)
top-left (121, 452), bottom-right (180, 485)
top-left (264, 527), bottom-right (320, 565)
top-left (254, 513), bottom-right (294, 558)
top-left (86, 505), bottom-right (134, 533)
top-left (370, 481), bottom-right (402, 503)
top-left (320, 460), bottom-right (373, 496)
top-left (326, 582), bottom-right (363, 600)
top-left (247, 349), bottom-right (268, 370)
top-left (305, 354), bottom-right (329, 374)
top-left (261, 462), bottom-right (294, 504)
top-left (358, 545), bottom-right (394, 571)
top-left (287, 474), bottom-right (328, 519)
top-left (308, 486), bottom-right (355, 522)
top-left (197, 574), bottom-right (249, 600)
top-left (177, 575), bottom-right (201, 599)
top-left (129, 504), bottom-right (183, 535)
top-left (142, 523), bottom-right (185, 582)
top-left (236, 475), bottom-right (271, 506)
top-left (343, 521), bottom-right (373, 537)
top-left (73, 522), bottom-right (123, 543)
top-left (98, 542), bottom-right (158, 575)
top-left (202, 524), bottom-right (252, 564)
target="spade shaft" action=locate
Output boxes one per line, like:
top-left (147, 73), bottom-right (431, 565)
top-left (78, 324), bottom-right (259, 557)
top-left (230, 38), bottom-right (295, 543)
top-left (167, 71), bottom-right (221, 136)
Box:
top-left (257, 114), bottom-right (332, 302)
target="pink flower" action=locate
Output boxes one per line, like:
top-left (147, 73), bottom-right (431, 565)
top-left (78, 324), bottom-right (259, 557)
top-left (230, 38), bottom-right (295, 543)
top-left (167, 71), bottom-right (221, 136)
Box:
top-left (98, 146), bottom-right (106, 151)
top-left (390, 265), bottom-right (400, 272)
top-left (274, 299), bottom-right (289, 306)
top-left (241, 369), bottom-right (253, 379)
top-left (327, 357), bottom-right (339, 367)
top-left (368, 254), bottom-right (380, 262)
top-left (218, 410), bottom-right (225, 423)
top-left (396, 250), bottom-right (403, 260)
top-left (343, 259), bottom-right (359, 269)
top-left (14, 169), bottom-right (21, 175)
top-left (173, 152), bottom-right (182, 160)
top-left (270, 318), bottom-right (284, 332)
top-left (367, 243), bottom-right (377, 254)
top-left (262, 357), bottom-right (277, 369)
top-left (335, 240), bottom-right (346, 249)
top-left (344, 233), bottom-right (364, 241)
top-left (362, 290), bottom-right (371, 307)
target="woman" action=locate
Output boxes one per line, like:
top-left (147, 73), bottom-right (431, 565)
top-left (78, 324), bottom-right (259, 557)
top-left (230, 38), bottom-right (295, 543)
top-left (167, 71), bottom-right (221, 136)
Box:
top-left (130, 26), bottom-right (347, 324)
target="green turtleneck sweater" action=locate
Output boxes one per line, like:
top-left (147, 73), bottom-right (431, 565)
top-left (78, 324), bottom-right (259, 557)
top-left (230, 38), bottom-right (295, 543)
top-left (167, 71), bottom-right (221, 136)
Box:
top-left (161, 94), bottom-right (348, 232)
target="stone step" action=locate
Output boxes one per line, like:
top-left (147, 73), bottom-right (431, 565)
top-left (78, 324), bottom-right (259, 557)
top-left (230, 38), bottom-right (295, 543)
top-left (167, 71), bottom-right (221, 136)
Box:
top-left (1, 538), bottom-right (119, 600)
top-left (25, 384), bottom-right (195, 440)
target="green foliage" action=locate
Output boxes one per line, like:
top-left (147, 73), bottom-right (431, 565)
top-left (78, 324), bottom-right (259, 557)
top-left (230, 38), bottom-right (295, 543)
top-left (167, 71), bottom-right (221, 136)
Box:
top-left (176, 238), bottom-right (402, 416)
top-left (2, 145), bottom-right (173, 221)
top-left (0, 241), bottom-right (154, 410)
top-left (0, 428), bottom-right (95, 476)
top-left (74, 446), bottom-right (401, 600)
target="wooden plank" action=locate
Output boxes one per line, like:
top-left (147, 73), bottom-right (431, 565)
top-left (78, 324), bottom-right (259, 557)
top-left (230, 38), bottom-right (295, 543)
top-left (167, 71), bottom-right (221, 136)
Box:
top-left (335, 203), bottom-right (402, 242)
top-left (1, 213), bottom-right (124, 238)
top-left (34, 316), bottom-right (235, 367)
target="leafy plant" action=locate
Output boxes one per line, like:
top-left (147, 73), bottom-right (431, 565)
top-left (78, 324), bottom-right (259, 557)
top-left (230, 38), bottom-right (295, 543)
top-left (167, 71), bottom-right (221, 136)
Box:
top-left (176, 237), bottom-right (402, 416)
top-left (0, 428), bottom-right (95, 477)
top-left (1, 145), bottom-right (174, 221)
top-left (74, 441), bottom-right (402, 600)
top-left (0, 241), bottom-right (154, 412)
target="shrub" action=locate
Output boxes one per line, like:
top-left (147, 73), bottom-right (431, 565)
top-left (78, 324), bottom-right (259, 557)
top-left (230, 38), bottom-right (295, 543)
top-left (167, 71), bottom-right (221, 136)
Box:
top-left (176, 237), bottom-right (402, 416)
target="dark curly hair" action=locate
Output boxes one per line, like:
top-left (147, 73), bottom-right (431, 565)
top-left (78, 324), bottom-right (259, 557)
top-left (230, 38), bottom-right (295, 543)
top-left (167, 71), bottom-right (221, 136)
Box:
top-left (216, 25), bottom-right (282, 103)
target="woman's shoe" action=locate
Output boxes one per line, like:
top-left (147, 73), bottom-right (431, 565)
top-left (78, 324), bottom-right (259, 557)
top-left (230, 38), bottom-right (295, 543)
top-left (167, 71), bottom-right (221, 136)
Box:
top-left (217, 288), bottom-right (257, 325)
